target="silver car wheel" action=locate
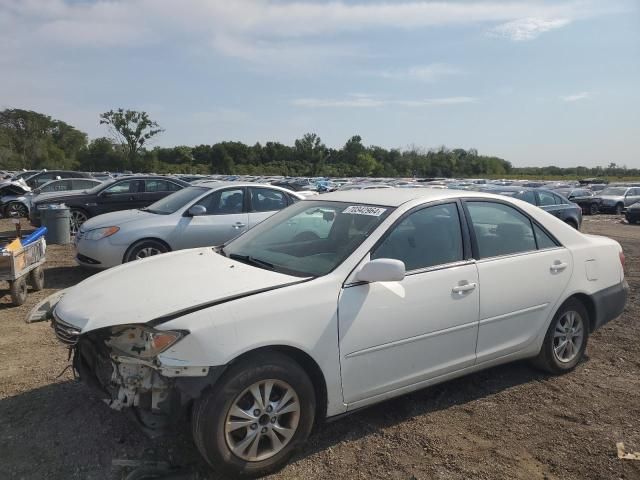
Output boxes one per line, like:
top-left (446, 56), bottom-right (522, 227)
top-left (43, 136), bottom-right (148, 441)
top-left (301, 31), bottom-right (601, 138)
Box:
top-left (553, 310), bottom-right (585, 363)
top-left (134, 247), bottom-right (163, 259)
top-left (70, 210), bottom-right (88, 235)
top-left (224, 379), bottom-right (301, 462)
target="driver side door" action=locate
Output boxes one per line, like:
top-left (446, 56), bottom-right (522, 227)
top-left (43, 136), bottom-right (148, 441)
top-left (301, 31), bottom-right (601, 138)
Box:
top-left (338, 202), bottom-right (480, 405)
top-left (169, 187), bottom-right (248, 249)
top-left (95, 179), bottom-right (144, 214)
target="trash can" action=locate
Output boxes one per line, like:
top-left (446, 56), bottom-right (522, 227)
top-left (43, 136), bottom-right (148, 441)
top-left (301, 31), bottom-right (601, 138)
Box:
top-left (42, 204), bottom-right (71, 245)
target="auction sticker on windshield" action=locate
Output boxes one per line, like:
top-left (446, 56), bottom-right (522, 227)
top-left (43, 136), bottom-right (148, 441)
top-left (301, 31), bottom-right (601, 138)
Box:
top-left (342, 206), bottom-right (387, 216)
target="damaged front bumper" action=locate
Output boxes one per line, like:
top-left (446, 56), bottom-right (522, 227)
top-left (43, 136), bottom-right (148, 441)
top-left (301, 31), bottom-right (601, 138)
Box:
top-left (45, 306), bottom-right (225, 434)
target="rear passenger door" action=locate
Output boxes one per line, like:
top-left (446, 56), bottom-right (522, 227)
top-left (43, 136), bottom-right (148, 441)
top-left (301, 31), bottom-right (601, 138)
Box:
top-left (463, 200), bottom-right (573, 363)
top-left (248, 187), bottom-right (291, 228)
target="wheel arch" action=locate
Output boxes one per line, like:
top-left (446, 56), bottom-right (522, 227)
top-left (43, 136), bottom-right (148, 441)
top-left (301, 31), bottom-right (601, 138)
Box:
top-left (122, 237), bottom-right (173, 263)
top-left (226, 345), bottom-right (328, 426)
top-left (4, 200), bottom-right (29, 217)
top-left (562, 292), bottom-right (596, 333)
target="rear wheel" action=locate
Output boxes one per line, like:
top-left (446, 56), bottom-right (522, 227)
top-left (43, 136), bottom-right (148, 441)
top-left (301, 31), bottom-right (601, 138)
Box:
top-left (565, 219), bottom-right (579, 230)
top-left (69, 209), bottom-right (89, 235)
top-left (192, 352), bottom-right (316, 478)
top-left (9, 276), bottom-right (28, 306)
top-left (124, 239), bottom-right (169, 263)
top-left (531, 298), bottom-right (588, 374)
top-left (615, 203), bottom-right (624, 215)
top-left (589, 203), bottom-right (598, 215)
top-left (29, 266), bottom-right (45, 291)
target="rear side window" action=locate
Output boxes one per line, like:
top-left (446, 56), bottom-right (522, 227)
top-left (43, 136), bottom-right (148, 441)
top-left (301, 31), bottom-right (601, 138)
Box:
top-left (537, 191), bottom-right (557, 206)
top-left (514, 190), bottom-right (536, 205)
top-left (372, 203), bottom-right (463, 271)
top-left (41, 180), bottom-right (72, 192)
top-left (553, 193), bottom-right (569, 205)
top-left (465, 202), bottom-right (537, 259)
top-left (249, 187), bottom-right (288, 212)
top-left (104, 180), bottom-right (141, 194)
top-left (144, 179), bottom-right (182, 192)
top-left (533, 224), bottom-right (557, 250)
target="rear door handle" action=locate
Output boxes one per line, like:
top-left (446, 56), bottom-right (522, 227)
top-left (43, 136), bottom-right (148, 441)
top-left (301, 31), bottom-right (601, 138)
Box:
top-left (452, 282), bottom-right (477, 294)
top-left (233, 222), bottom-right (246, 229)
top-left (550, 261), bottom-right (568, 272)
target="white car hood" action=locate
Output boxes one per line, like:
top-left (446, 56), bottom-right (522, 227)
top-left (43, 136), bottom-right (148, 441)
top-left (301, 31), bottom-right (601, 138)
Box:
top-left (55, 247), bottom-right (304, 332)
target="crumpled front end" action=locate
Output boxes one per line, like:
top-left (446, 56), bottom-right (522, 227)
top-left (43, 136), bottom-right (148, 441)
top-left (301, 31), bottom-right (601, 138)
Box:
top-left (50, 310), bottom-right (224, 434)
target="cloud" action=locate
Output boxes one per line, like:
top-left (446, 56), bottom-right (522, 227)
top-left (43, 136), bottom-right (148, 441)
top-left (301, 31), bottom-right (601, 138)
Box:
top-left (0, 0), bottom-right (625, 61)
top-left (292, 95), bottom-right (477, 108)
top-left (488, 17), bottom-right (571, 41)
top-left (560, 91), bottom-right (591, 102)
top-left (377, 63), bottom-right (462, 82)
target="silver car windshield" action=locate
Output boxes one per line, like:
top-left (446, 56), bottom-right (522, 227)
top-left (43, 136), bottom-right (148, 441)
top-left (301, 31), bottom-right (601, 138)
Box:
top-left (144, 186), bottom-right (208, 214)
top-left (223, 200), bottom-right (393, 277)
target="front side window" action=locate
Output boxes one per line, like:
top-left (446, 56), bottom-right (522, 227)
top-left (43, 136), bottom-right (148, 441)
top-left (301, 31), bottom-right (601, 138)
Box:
top-left (250, 187), bottom-right (288, 212)
top-left (372, 203), bottom-right (463, 271)
top-left (224, 201), bottom-right (392, 277)
top-left (466, 201), bottom-right (537, 259)
top-left (196, 188), bottom-right (245, 215)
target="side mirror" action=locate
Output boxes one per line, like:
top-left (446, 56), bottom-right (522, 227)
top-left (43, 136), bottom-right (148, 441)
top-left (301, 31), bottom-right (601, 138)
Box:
top-left (188, 205), bottom-right (207, 216)
top-left (356, 258), bottom-right (405, 283)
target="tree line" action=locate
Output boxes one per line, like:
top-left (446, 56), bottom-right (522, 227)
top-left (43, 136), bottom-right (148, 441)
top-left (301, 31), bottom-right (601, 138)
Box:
top-left (1, 108), bottom-right (637, 179)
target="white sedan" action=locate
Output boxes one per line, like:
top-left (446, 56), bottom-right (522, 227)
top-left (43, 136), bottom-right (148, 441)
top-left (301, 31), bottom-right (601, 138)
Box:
top-left (74, 182), bottom-right (302, 268)
top-left (42, 188), bottom-right (627, 478)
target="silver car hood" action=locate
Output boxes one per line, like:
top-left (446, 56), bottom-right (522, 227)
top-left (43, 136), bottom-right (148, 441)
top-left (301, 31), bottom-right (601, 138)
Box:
top-left (54, 247), bottom-right (303, 333)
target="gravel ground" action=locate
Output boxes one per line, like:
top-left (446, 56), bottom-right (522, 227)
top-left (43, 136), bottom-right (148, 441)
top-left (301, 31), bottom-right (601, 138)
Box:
top-left (0, 215), bottom-right (639, 480)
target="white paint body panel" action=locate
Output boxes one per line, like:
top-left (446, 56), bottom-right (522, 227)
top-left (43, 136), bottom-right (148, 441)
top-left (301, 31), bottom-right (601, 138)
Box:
top-left (54, 189), bottom-right (626, 418)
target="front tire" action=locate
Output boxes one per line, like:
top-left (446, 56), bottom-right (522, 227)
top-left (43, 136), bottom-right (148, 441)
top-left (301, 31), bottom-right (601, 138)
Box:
top-left (589, 203), bottom-right (598, 215)
top-left (5, 202), bottom-right (28, 218)
top-left (531, 299), bottom-right (589, 374)
top-left (69, 208), bottom-right (89, 235)
top-left (192, 352), bottom-right (316, 478)
top-left (124, 240), bottom-right (169, 263)
top-left (29, 266), bottom-right (45, 291)
top-left (9, 277), bottom-right (28, 305)
top-left (615, 203), bottom-right (624, 215)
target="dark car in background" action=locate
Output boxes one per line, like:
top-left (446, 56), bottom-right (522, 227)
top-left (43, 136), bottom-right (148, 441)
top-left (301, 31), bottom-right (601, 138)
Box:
top-left (625, 202), bottom-right (640, 224)
top-left (31, 175), bottom-right (189, 233)
top-left (483, 186), bottom-right (583, 229)
top-left (22, 170), bottom-right (94, 189)
top-left (553, 187), bottom-right (601, 215)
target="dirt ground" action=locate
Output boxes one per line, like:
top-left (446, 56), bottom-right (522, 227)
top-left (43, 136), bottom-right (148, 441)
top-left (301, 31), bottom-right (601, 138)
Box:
top-left (0, 215), bottom-right (639, 480)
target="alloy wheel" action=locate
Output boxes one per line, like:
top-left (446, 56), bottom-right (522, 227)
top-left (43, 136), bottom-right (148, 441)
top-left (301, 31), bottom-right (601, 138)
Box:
top-left (553, 310), bottom-right (585, 363)
top-left (224, 379), bottom-right (301, 462)
top-left (134, 247), bottom-right (163, 259)
top-left (70, 210), bottom-right (88, 235)
top-left (7, 202), bottom-right (28, 218)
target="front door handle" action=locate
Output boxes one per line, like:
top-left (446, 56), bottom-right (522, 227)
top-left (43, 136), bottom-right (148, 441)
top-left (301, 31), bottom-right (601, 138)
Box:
top-left (550, 261), bottom-right (569, 272)
top-left (233, 222), bottom-right (246, 229)
top-left (452, 282), bottom-right (477, 295)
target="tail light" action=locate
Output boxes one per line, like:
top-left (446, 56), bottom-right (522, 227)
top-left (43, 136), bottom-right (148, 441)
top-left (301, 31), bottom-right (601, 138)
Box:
top-left (620, 250), bottom-right (625, 272)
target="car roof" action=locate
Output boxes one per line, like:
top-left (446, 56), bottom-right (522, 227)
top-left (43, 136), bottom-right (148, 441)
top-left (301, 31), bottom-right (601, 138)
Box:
top-left (316, 187), bottom-right (508, 207)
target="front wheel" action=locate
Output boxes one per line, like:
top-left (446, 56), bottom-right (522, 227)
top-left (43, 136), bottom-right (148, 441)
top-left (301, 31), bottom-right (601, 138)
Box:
top-left (5, 202), bottom-right (28, 218)
top-left (124, 240), bottom-right (169, 263)
top-left (531, 299), bottom-right (589, 374)
top-left (69, 209), bottom-right (89, 235)
top-left (9, 276), bottom-right (28, 306)
top-left (192, 352), bottom-right (316, 478)
top-left (615, 203), bottom-right (624, 216)
top-left (589, 203), bottom-right (598, 215)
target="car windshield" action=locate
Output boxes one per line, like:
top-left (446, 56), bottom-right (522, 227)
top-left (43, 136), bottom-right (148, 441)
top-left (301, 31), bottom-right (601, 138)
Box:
top-left (143, 186), bottom-right (208, 214)
top-left (223, 200), bottom-right (393, 277)
top-left (601, 187), bottom-right (628, 196)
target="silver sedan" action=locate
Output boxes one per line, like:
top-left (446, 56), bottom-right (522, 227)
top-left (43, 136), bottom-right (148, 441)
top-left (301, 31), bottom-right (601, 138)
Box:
top-left (75, 182), bottom-right (302, 268)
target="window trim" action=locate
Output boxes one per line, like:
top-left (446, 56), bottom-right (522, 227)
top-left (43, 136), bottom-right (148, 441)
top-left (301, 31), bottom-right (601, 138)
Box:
top-left (460, 198), bottom-right (563, 262)
top-left (248, 186), bottom-right (289, 213)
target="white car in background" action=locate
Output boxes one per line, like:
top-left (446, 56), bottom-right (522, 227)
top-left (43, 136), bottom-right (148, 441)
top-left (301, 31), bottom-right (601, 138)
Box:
top-left (74, 182), bottom-right (302, 268)
top-left (44, 188), bottom-right (627, 478)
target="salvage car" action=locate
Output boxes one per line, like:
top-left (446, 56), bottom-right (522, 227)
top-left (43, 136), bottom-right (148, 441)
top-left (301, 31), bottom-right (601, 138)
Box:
top-left (625, 202), bottom-right (640, 224)
top-left (39, 189), bottom-right (627, 478)
top-left (553, 187), bottom-right (601, 215)
top-left (593, 186), bottom-right (640, 215)
top-left (74, 182), bottom-right (302, 268)
top-left (481, 186), bottom-right (583, 229)
top-left (31, 176), bottom-right (189, 234)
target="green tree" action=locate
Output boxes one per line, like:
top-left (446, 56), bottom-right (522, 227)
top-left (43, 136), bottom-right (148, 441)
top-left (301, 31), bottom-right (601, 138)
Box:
top-left (99, 109), bottom-right (163, 170)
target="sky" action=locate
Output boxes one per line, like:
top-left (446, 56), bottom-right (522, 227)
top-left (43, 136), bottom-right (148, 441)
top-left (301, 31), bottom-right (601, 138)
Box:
top-left (1, 0), bottom-right (639, 168)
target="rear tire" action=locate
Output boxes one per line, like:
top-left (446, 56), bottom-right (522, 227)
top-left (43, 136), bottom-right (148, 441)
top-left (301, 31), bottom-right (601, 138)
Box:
top-left (9, 276), bottom-right (28, 306)
top-left (589, 203), bottom-right (598, 215)
top-left (29, 266), bottom-right (45, 291)
top-left (615, 203), bottom-right (624, 215)
top-left (531, 298), bottom-right (589, 374)
top-left (124, 240), bottom-right (169, 263)
top-left (192, 352), bottom-right (316, 478)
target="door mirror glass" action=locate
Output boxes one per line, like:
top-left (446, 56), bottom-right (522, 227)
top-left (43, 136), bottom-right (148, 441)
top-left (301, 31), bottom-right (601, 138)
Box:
top-left (188, 205), bottom-right (207, 216)
top-left (356, 258), bottom-right (405, 283)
